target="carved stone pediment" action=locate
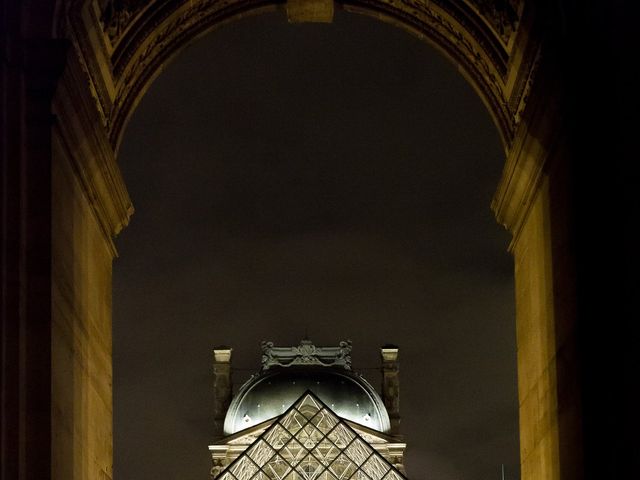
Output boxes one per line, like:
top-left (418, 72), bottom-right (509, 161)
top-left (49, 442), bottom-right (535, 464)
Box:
top-left (261, 339), bottom-right (352, 370)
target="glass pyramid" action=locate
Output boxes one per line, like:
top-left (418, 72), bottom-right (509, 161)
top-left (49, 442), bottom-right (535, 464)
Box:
top-left (215, 391), bottom-right (407, 480)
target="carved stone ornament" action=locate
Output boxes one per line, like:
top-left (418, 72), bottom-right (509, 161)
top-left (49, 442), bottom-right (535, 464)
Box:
top-left (100, 0), bottom-right (148, 43)
top-left (210, 458), bottom-right (225, 479)
top-left (104, 0), bottom-right (520, 148)
top-left (261, 339), bottom-right (352, 370)
top-left (471, 0), bottom-right (521, 43)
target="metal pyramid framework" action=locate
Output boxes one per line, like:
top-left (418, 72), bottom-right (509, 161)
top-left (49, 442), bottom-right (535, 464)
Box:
top-left (215, 391), bottom-right (407, 480)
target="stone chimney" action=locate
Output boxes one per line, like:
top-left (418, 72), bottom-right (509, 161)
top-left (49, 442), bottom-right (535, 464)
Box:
top-left (213, 347), bottom-right (232, 439)
top-left (381, 345), bottom-right (400, 436)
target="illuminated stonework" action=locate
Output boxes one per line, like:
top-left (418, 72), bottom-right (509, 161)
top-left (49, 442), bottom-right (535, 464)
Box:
top-left (261, 340), bottom-right (353, 371)
top-left (210, 342), bottom-right (406, 479)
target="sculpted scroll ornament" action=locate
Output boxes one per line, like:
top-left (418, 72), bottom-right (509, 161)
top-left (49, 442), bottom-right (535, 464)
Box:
top-left (261, 339), bottom-right (353, 370)
top-left (210, 459), bottom-right (226, 478)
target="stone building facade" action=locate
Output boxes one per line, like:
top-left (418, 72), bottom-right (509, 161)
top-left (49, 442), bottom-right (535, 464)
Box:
top-left (209, 341), bottom-right (406, 480)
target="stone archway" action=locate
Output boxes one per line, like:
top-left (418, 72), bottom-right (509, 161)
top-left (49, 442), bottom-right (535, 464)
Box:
top-left (50, 3), bottom-right (557, 478)
top-left (73, 0), bottom-right (531, 153)
top-left (7, 1), bottom-right (629, 480)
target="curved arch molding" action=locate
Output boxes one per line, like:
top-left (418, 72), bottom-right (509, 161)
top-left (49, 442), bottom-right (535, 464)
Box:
top-left (60, 0), bottom-right (538, 152)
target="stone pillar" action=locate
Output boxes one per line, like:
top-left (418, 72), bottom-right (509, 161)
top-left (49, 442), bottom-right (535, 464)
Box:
top-left (50, 41), bottom-right (132, 480)
top-left (493, 48), bottom-right (582, 480)
top-left (1, 33), bottom-right (68, 480)
top-left (381, 346), bottom-right (400, 436)
top-left (213, 348), bottom-right (233, 438)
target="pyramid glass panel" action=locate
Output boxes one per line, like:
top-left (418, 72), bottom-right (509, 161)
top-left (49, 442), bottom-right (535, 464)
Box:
top-left (309, 409), bottom-right (339, 434)
top-left (311, 439), bottom-right (341, 466)
top-left (252, 471), bottom-right (272, 480)
top-left (213, 392), bottom-right (407, 480)
top-left (381, 470), bottom-right (404, 480)
top-left (229, 456), bottom-right (259, 480)
top-left (328, 454), bottom-right (357, 480)
top-left (299, 424), bottom-right (324, 449)
top-left (354, 471), bottom-right (373, 480)
top-left (264, 455), bottom-right (293, 480)
top-left (344, 438), bottom-right (373, 466)
top-left (248, 439), bottom-right (276, 465)
top-left (361, 454), bottom-right (390, 480)
top-left (297, 395), bottom-right (324, 418)
top-left (283, 470), bottom-right (302, 480)
top-left (326, 424), bottom-right (356, 449)
top-left (218, 472), bottom-right (237, 480)
top-left (282, 437), bottom-right (307, 466)
top-left (263, 424), bottom-right (292, 450)
top-left (295, 453), bottom-right (325, 480)
top-left (316, 470), bottom-right (339, 480)
top-left (280, 409), bottom-right (309, 435)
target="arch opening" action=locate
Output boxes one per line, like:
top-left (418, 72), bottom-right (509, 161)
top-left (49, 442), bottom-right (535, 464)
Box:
top-left (86, 1), bottom-right (525, 154)
top-left (113, 10), bottom-right (518, 480)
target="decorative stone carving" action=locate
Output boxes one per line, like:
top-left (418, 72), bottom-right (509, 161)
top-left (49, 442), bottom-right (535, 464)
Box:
top-left (210, 458), bottom-right (226, 478)
top-left (471, 0), bottom-right (521, 43)
top-left (109, 0), bottom-right (244, 146)
top-left (260, 339), bottom-right (352, 370)
top-left (100, 0), bottom-right (148, 43)
top-left (513, 45), bottom-right (542, 126)
top-left (350, 0), bottom-right (513, 140)
top-left (102, 0), bottom-right (528, 149)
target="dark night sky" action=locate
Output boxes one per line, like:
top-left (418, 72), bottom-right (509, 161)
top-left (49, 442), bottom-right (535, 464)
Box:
top-left (113, 9), bottom-right (518, 480)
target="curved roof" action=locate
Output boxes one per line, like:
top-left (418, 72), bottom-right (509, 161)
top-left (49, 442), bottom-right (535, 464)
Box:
top-left (224, 367), bottom-right (390, 434)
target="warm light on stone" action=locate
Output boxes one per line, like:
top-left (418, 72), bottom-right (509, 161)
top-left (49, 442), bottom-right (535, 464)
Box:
top-left (6, 1), bottom-right (623, 479)
top-left (286, 0), bottom-right (334, 23)
top-left (381, 348), bottom-right (399, 362)
top-left (214, 348), bottom-right (232, 363)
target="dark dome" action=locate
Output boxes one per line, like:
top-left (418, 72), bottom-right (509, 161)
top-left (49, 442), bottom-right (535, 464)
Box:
top-left (224, 367), bottom-right (390, 434)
